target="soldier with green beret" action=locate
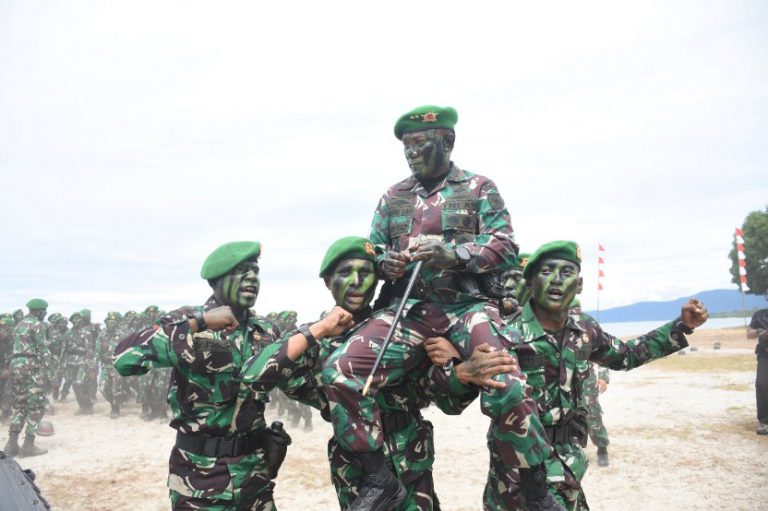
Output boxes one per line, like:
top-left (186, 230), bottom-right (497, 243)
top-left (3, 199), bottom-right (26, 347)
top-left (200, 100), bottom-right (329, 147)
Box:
top-left (59, 310), bottom-right (95, 412)
top-left (96, 311), bottom-right (126, 418)
top-left (44, 313), bottom-right (68, 401)
top-left (114, 241), bottom-right (351, 510)
top-left (4, 299), bottom-right (52, 457)
top-left (242, 235), bottom-right (505, 510)
top-left (136, 304), bottom-right (170, 421)
top-left (0, 313), bottom-right (16, 423)
top-left (481, 240), bottom-right (710, 509)
top-left (321, 106), bottom-right (561, 511)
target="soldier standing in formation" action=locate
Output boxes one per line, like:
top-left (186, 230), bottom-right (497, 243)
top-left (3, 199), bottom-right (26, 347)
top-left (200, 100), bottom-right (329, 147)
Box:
top-left (3, 299), bottom-right (51, 457)
top-left (0, 313), bottom-right (15, 423)
top-left (60, 311), bottom-right (96, 414)
top-left (96, 311), bottom-right (125, 418)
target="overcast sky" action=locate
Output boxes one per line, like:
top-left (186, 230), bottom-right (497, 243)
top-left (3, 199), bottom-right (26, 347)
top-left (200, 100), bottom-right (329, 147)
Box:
top-left (1, 1), bottom-right (767, 323)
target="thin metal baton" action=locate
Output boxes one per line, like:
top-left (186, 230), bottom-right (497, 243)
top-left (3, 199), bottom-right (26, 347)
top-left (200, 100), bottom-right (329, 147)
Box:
top-left (361, 260), bottom-right (424, 397)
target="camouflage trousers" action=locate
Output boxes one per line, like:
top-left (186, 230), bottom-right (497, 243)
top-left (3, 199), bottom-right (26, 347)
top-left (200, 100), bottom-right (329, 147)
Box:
top-left (99, 364), bottom-right (127, 406)
top-left (168, 445), bottom-right (275, 511)
top-left (483, 441), bottom-right (589, 511)
top-left (328, 418), bottom-right (440, 511)
top-left (584, 395), bottom-right (609, 449)
top-left (66, 363), bottom-right (94, 410)
top-left (8, 369), bottom-right (47, 436)
top-left (321, 300), bottom-right (551, 469)
top-left (139, 366), bottom-right (169, 414)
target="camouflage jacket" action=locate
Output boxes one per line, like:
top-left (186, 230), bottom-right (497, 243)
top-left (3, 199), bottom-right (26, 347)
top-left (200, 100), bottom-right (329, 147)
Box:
top-left (95, 327), bottom-right (123, 366)
top-left (240, 314), bottom-right (477, 420)
top-left (506, 302), bottom-right (689, 429)
top-left (11, 315), bottom-right (51, 377)
top-left (370, 164), bottom-right (518, 304)
top-left (113, 295), bottom-right (309, 436)
top-left (62, 326), bottom-right (94, 369)
top-left (0, 330), bottom-right (13, 371)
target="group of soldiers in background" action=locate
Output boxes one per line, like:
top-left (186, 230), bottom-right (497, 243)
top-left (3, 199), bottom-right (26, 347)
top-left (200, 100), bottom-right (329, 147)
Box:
top-left (0, 304), bottom-right (173, 457)
top-left (0, 303), bottom-right (321, 457)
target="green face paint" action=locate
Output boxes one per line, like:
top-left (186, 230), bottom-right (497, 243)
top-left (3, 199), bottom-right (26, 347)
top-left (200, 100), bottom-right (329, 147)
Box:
top-left (402, 129), bottom-right (452, 182)
top-left (502, 269), bottom-right (525, 299)
top-left (530, 258), bottom-right (581, 315)
top-left (327, 258), bottom-right (377, 312)
top-left (216, 260), bottom-right (260, 309)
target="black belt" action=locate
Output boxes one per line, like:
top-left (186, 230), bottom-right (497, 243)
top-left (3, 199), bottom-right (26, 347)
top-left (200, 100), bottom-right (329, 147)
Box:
top-left (67, 349), bottom-right (86, 355)
top-left (10, 353), bottom-right (38, 359)
top-left (175, 431), bottom-right (264, 457)
top-left (382, 409), bottom-right (421, 435)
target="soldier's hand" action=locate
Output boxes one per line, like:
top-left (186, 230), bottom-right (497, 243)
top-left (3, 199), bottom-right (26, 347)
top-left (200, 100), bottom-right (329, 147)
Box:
top-left (381, 251), bottom-right (410, 280)
top-left (425, 336), bottom-right (461, 366)
top-left (314, 306), bottom-right (355, 338)
top-left (456, 343), bottom-right (519, 390)
top-left (410, 240), bottom-right (457, 269)
top-left (681, 299), bottom-right (708, 330)
top-left (201, 306), bottom-right (240, 332)
top-left (597, 379), bottom-right (608, 393)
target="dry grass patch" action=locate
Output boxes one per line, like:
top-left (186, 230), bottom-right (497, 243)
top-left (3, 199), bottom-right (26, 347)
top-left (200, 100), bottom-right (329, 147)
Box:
top-left (647, 353), bottom-right (755, 373)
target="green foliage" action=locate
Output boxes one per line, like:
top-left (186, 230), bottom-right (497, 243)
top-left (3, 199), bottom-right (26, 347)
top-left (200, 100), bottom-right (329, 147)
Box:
top-left (729, 206), bottom-right (768, 296)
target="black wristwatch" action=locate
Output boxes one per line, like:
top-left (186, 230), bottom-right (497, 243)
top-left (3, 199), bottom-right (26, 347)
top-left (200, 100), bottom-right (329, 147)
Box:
top-left (455, 245), bottom-right (471, 271)
top-left (299, 323), bottom-right (317, 348)
top-left (193, 310), bottom-right (207, 332)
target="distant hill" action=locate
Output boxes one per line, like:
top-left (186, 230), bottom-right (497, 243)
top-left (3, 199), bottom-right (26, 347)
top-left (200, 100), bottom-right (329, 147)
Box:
top-left (585, 289), bottom-right (767, 322)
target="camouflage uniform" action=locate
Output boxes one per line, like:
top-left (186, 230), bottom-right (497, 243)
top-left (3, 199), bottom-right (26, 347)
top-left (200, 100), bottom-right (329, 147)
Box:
top-left (242, 311), bottom-right (477, 510)
top-left (321, 165), bottom-right (552, 475)
top-left (7, 314), bottom-right (51, 438)
top-left (96, 313), bottom-right (126, 416)
top-left (61, 316), bottom-right (95, 412)
top-left (582, 364), bottom-right (609, 450)
top-left (114, 296), bottom-right (312, 510)
top-left (45, 314), bottom-right (67, 401)
top-left (485, 303), bottom-right (691, 510)
top-left (0, 314), bottom-right (16, 421)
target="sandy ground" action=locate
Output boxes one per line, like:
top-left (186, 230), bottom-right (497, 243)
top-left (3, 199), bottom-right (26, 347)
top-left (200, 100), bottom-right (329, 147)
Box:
top-left (3, 326), bottom-right (767, 511)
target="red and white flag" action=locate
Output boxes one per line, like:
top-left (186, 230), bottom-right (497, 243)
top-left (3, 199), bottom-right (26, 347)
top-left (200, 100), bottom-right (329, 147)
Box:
top-left (735, 227), bottom-right (748, 290)
top-left (597, 244), bottom-right (605, 292)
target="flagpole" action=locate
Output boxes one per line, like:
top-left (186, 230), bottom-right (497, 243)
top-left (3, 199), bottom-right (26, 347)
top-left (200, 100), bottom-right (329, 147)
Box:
top-left (735, 227), bottom-right (749, 335)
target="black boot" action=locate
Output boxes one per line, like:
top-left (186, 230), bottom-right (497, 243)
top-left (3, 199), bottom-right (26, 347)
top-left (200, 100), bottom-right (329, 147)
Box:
top-left (347, 449), bottom-right (406, 511)
top-left (4, 431), bottom-right (20, 457)
top-left (518, 463), bottom-right (566, 511)
top-left (110, 403), bottom-right (120, 419)
top-left (19, 435), bottom-right (47, 457)
top-left (597, 446), bottom-right (609, 467)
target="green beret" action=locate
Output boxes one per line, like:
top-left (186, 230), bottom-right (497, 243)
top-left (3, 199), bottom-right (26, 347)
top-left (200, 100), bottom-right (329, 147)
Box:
top-left (512, 252), bottom-right (531, 270)
top-left (278, 311), bottom-right (297, 321)
top-left (319, 236), bottom-right (377, 278)
top-left (48, 313), bottom-right (61, 322)
top-left (523, 240), bottom-right (582, 280)
top-left (105, 311), bottom-right (122, 321)
top-left (394, 105), bottom-right (458, 140)
top-left (201, 241), bottom-right (262, 280)
top-left (0, 314), bottom-right (14, 326)
top-left (144, 305), bottom-right (159, 313)
top-left (69, 311), bottom-right (83, 321)
top-left (124, 311), bottom-right (137, 319)
top-left (80, 309), bottom-right (91, 317)
top-left (26, 298), bottom-right (48, 310)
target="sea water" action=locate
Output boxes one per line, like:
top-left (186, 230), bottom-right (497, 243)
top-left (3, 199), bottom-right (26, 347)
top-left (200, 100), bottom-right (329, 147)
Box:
top-left (599, 316), bottom-right (748, 337)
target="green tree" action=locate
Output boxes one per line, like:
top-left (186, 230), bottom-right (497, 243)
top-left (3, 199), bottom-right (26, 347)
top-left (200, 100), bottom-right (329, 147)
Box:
top-left (729, 206), bottom-right (768, 296)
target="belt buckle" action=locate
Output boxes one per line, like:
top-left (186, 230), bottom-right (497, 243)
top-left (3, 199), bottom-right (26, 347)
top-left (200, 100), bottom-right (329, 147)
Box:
top-left (201, 437), bottom-right (220, 457)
